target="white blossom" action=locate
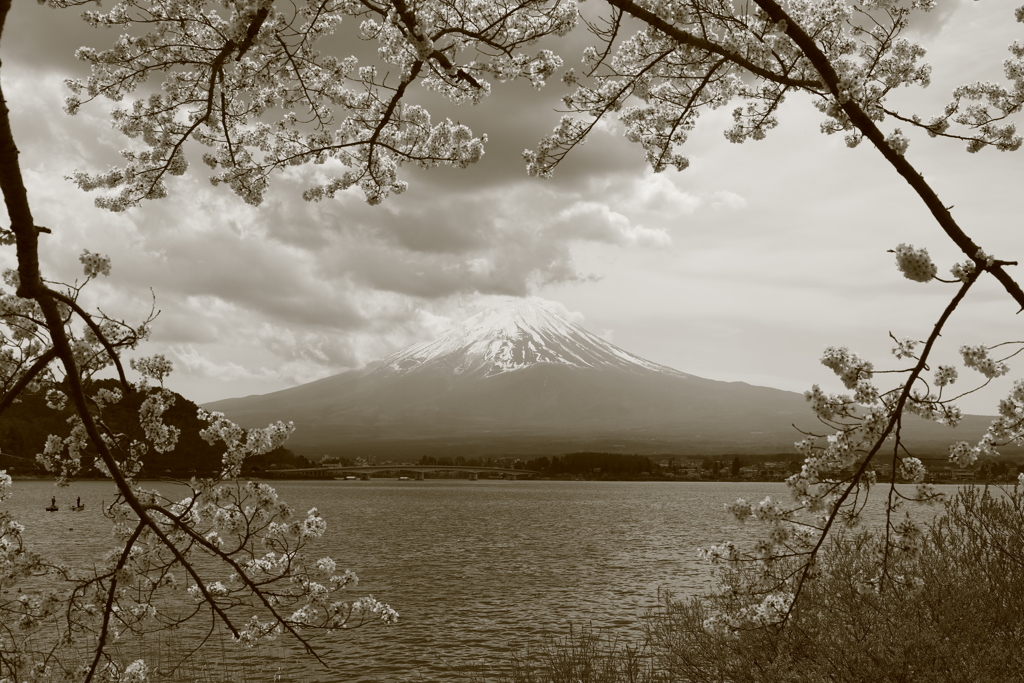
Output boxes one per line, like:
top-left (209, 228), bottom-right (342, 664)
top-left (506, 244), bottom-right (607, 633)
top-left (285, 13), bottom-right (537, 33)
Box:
top-left (79, 250), bottom-right (111, 278)
top-left (820, 346), bottom-right (874, 389)
top-left (899, 456), bottom-right (926, 483)
top-left (891, 337), bottom-right (917, 359)
top-left (934, 365), bottom-right (958, 387)
top-left (960, 344), bottom-right (1010, 379)
top-left (893, 243), bottom-right (937, 282)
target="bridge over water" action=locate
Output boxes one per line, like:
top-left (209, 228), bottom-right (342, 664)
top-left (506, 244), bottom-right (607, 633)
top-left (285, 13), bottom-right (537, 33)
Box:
top-left (260, 465), bottom-right (538, 480)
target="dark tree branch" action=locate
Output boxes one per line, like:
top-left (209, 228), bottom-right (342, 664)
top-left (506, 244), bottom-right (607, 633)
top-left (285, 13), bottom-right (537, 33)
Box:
top-left (83, 522), bottom-right (146, 683)
top-left (0, 346), bottom-right (57, 417)
top-left (604, 0), bottom-right (824, 90)
top-left (47, 288), bottom-right (131, 391)
top-left (786, 267), bottom-right (981, 617)
top-left (751, 0), bottom-right (1024, 312)
top-left (0, 1), bottom-right (42, 301)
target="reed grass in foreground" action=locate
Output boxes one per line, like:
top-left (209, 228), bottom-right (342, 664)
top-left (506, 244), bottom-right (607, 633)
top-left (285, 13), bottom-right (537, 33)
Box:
top-left (481, 486), bottom-right (1024, 683)
top-left (37, 628), bottom-right (312, 683)
top-left (116, 631), bottom-right (311, 683)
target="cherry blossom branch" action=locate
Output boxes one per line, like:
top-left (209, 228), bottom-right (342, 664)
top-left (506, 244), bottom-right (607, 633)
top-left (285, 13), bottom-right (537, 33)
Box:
top-left (47, 288), bottom-right (132, 390)
top-left (0, 346), bottom-right (56, 417)
top-left (0, 32), bottom-right (253, 661)
top-left (881, 107), bottom-right (1001, 148)
top-left (34, 293), bottom-right (247, 641)
top-left (146, 503), bottom-right (330, 665)
top-left (603, 0), bottom-right (824, 90)
top-left (275, 34), bottom-right (331, 129)
top-left (540, 49), bottom-right (675, 172)
top-left (751, 0), bottom-right (1024, 312)
top-left (786, 266), bottom-right (981, 614)
top-left (0, 2), bottom-right (42, 302)
top-left (83, 521), bottom-right (146, 683)
top-left (651, 58), bottom-right (727, 171)
top-left (134, 7), bottom-right (271, 202)
top-left (581, 6), bottom-right (624, 77)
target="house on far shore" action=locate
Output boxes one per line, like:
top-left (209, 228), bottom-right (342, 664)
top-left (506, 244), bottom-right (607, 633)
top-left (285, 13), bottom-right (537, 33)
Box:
top-left (949, 467), bottom-right (975, 481)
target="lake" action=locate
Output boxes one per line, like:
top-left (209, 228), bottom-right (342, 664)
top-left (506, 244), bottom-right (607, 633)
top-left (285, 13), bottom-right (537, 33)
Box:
top-left (3, 478), bottom-right (957, 681)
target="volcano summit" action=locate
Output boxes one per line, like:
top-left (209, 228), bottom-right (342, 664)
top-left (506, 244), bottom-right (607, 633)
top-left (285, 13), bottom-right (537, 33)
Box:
top-left (204, 301), bottom-right (830, 458)
top-left (374, 300), bottom-right (688, 378)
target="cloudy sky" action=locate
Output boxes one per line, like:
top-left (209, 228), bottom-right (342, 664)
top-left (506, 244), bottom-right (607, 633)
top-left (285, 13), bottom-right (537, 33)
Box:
top-left (2, 0), bottom-right (1022, 414)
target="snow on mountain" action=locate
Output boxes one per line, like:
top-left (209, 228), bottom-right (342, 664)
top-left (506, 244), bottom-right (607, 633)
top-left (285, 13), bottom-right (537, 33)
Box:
top-left (371, 300), bottom-right (687, 378)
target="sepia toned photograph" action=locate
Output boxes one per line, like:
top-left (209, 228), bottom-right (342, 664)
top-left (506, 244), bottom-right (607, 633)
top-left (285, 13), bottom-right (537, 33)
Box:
top-left (0, 0), bottom-right (1022, 680)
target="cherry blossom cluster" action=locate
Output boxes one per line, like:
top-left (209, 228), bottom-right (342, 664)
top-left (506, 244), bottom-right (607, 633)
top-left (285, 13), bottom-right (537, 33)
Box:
top-left (950, 259), bottom-right (976, 282)
top-left (61, 0), bottom-right (577, 209)
top-left (898, 456), bottom-right (925, 483)
top-left (892, 243), bottom-right (937, 282)
top-left (820, 346), bottom-right (874, 390)
top-left (138, 388), bottom-right (181, 454)
top-left (79, 249), bottom-right (112, 279)
top-left (130, 354), bottom-right (174, 386)
top-left (197, 409), bottom-right (295, 479)
top-left (933, 365), bottom-right (958, 387)
top-left (37, 417), bottom-right (90, 485)
top-left (702, 591), bottom-right (794, 634)
top-left (890, 336), bottom-right (917, 360)
top-left (959, 344), bottom-right (1011, 379)
top-left (948, 441), bottom-right (979, 468)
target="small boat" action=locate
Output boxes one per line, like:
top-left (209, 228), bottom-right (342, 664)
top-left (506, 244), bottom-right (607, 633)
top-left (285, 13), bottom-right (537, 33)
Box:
top-left (345, 476), bottom-right (357, 480)
top-left (46, 497), bottom-right (58, 512)
top-left (70, 504), bottom-right (85, 511)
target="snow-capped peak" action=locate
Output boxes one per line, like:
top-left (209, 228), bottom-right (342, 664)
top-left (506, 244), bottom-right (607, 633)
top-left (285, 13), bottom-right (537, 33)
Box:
top-left (372, 300), bottom-right (687, 378)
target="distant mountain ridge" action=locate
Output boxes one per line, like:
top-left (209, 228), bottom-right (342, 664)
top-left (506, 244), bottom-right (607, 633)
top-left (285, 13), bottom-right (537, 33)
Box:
top-left (204, 301), bottom-right (999, 459)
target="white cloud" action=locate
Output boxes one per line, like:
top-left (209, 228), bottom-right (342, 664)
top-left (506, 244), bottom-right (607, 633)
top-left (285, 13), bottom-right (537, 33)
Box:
top-left (710, 190), bottom-right (747, 211)
top-left (621, 171), bottom-right (704, 216)
top-left (171, 345), bottom-right (269, 384)
top-left (554, 201), bottom-right (672, 247)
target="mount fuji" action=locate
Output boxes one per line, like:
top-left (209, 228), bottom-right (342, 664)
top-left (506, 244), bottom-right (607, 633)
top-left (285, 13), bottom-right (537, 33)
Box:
top-left (203, 301), bottom-right (978, 459)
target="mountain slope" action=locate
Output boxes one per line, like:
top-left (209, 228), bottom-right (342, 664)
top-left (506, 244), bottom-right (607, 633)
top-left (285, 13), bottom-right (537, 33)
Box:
top-left (204, 301), bottom-right (996, 459)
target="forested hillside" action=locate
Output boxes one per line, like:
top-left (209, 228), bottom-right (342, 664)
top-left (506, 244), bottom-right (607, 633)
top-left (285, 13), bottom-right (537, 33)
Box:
top-left (0, 380), bottom-right (308, 476)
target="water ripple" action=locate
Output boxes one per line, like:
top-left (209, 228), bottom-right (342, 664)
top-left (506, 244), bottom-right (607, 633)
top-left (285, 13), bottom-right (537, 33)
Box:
top-left (4, 479), bottom-right (957, 681)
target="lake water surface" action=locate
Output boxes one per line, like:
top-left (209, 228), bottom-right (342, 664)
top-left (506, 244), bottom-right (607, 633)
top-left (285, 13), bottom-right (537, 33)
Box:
top-left (4, 479), bottom-right (957, 681)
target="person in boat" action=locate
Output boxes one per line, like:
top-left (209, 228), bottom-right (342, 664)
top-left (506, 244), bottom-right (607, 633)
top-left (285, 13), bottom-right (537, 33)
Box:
top-left (51, 497), bottom-right (56, 508)
top-left (76, 497), bottom-right (81, 508)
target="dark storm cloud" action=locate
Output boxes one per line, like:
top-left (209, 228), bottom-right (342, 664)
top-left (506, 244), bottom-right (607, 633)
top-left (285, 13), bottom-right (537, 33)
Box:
top-left (4, 4), bottom-right (96, 75)
top-left (277, 169), bottom-right (676, 300)
top-left (363, 202), bottom-right (491, 255)
top-left (405, 79), bottom-right (648, 193)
